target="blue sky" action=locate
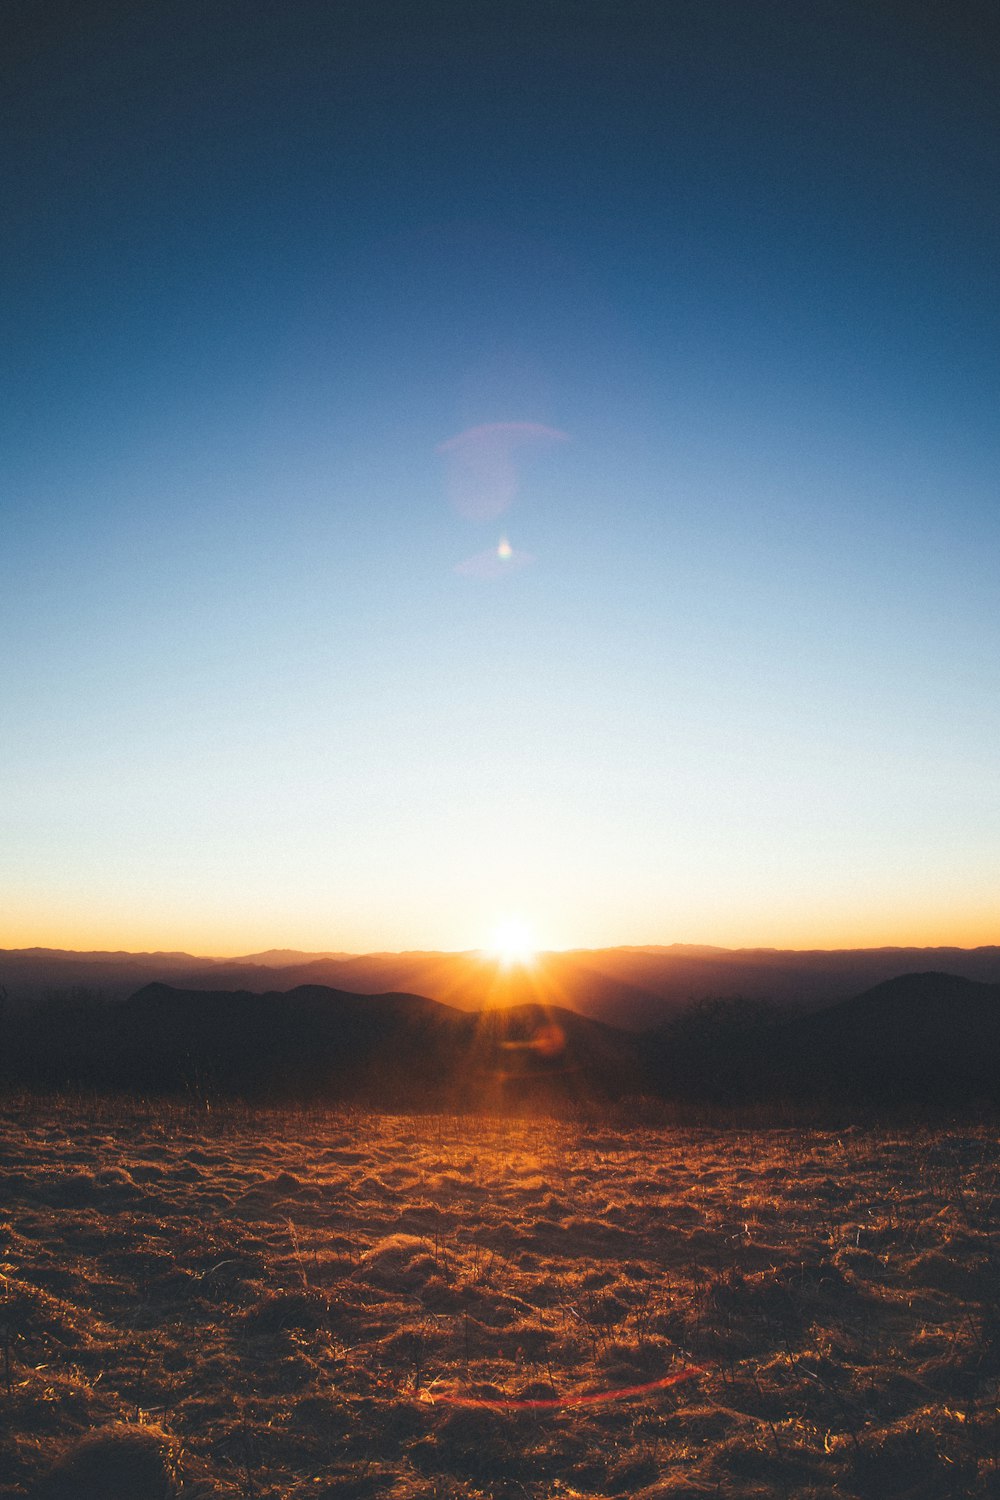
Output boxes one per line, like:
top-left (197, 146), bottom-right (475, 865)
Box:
top-left (3, 2), bottom-right (999, 953)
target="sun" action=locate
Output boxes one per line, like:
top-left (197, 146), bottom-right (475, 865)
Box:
top-left (488, 916), bottom-right (537, 969)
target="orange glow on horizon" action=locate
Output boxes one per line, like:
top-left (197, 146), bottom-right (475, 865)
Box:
top-left (2, 899), bottom-right (998, 964)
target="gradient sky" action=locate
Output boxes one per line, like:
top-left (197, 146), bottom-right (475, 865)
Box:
top-left (3, 2), bottom-right (999, 954)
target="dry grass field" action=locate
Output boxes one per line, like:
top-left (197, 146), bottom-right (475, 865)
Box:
top-left (2, 1095), bottom-right (999, 1498)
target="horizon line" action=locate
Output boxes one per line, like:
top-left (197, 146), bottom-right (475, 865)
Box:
top-left (3, 939), bottom-right (999, 963)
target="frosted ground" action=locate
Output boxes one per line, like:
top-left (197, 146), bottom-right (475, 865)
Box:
top-left (2, 1098), bottom-right (999, 1497)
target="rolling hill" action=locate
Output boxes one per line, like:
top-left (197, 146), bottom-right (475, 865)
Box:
top-left (771, 971), bottom-right (1000, 1103)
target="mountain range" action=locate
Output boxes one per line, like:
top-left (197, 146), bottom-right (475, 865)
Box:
top-left (4, 943), bottom-right (1000, 1028)
top-left (4, 968), bottom-right (999, 1110)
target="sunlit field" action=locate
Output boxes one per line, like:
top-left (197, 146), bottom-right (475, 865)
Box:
top-left (3, 1096), bottom-right (1000, 1499)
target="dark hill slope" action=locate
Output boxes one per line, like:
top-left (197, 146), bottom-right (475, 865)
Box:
top-left (639, 973), bottom-right (1000, 1107)
top-left (772, 971), bottom-right (1000, 1103)
top-left (116, 983), bottom-right (464, 1099)
top-left (79, 984), bottom-right (643, 1105)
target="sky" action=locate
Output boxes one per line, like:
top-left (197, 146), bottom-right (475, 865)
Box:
top-left (3, 1), bottom-right (999, 955)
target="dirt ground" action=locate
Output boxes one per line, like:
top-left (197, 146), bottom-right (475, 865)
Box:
top-left (2, 1095), bottom-right (999, 1497)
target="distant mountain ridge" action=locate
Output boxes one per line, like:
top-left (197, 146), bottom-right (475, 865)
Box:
top-left (3, 942), bottom-right (1000, 1029)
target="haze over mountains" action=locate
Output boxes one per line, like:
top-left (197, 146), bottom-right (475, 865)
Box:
top-left (5, 943), bottom-right (1000, 1027)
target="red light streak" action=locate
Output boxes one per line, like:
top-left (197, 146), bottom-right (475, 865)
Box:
top-left (420, 1364), bottom-right (705, 1411)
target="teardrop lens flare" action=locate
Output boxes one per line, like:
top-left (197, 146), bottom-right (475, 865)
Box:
top-left (454, 540), bottom-right (534, 578)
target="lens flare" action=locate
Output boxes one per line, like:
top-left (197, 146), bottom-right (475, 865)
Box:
top-left (454, 540), bottom-right (534, 578)
top-left (437, 421), bottom-right (569, 521)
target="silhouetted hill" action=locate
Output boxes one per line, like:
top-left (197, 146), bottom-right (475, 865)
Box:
top-left (115, 983), bottom-right (469, 1102)
top-left (773, 971), bottom-right (1000, 1104)
top-left (641, 972), bottom-right (1000, 1107)
top-left (0, 981), bottom-right (642, 1107)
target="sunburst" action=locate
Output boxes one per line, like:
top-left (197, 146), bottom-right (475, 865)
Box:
top-left (488, 917), bottom-right (537, 968)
